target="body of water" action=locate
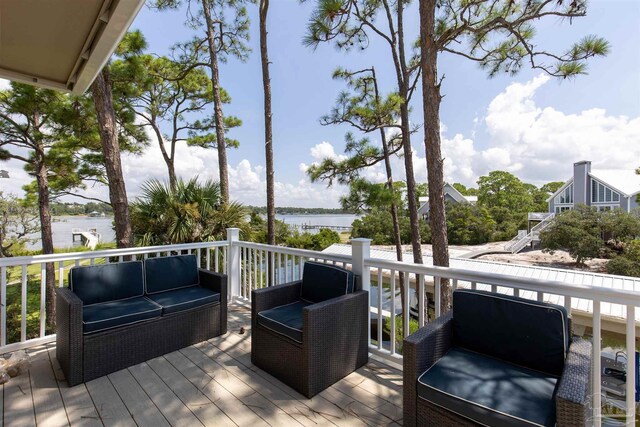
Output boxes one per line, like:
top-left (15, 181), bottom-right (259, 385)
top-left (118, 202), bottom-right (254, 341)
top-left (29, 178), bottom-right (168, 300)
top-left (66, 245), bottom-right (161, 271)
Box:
top-left (275, 214), bottom-right (359, 232)
top-left (27, 214), bottom-right (360, 250)
top-left (28, 216), bottom-right (116, 250)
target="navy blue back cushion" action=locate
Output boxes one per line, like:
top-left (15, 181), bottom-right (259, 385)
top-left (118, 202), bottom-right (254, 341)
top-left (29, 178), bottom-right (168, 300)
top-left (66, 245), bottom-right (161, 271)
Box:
top-left (70, 261), bottom-right (144, 305)
top-left (301, 261), bottom-right (355, 303)
top-left (144, 255), bottom-right (199, 294)
top-left (452, 290), bottom-right (569, 377)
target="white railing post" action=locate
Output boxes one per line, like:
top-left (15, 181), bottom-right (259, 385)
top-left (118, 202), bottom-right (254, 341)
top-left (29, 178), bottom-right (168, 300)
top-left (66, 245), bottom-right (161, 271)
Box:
top-left (226, 228), bottom-right (241, 300)
top-left (352, 238), bottom-right (371, 344)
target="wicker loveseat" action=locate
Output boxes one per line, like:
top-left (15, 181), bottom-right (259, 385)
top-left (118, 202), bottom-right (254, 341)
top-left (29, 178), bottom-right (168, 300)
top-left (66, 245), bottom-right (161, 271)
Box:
top-left (251, 261), bottom-right (369, 398)
top-left (56, 254), bottom-right (227, 386)
top-left (404, 289), bottom-right (591, 427)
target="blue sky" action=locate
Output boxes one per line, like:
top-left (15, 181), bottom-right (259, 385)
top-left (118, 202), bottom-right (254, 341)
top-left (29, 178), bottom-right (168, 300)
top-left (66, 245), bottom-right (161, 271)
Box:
top-left (2, 0), bottom-right (639, 207)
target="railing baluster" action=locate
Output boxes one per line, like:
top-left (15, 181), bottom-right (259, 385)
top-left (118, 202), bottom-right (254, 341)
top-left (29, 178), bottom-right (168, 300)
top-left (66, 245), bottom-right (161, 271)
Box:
top-left (452, 279), bottom-right (458, 291)
top-left (90, 258), bottom-right (95, 266)
top-left (390, 269), bottom-right (396, 356)
top-left (403, 272), bottom-right (410, 339)
top-left (276, 252), bottom-right (281, 285)
top-left (197, 248), bottom-right (202, 268)
top-left (1, 266), bottom-right (6, 347)
top-left (259, 250), bottom-right (264, 288)
top-left (513, 288), bottom-right (520, 298)
top-left (564, 295), bottom-right (571, 314)
top-left (290, 255), bottom-right (295, 281)
top-left (58, 261), bottom-right (64, 287)
top-left (254, 249), bottom-right (258, 292)
top-left (299, 257), bottom-right (304, 281)
top-left (270, 250), bottom-right (275, 286)
top-left (206, 248), bottom-right (211, 270)
top-left (418, 274), bottom-right (425, 327)
top-left (21, 265), bottom-right (27, 342)
top-left (214, 247), bottom-right (219, 272)
top-left (40, 263), bottom-right (46, 337)
top-left (627, 305), bottom-right (636, 424)
top-left (593, 300), bottom-right (602, 427)
top-left (377, 269), bottom-right (383, 350)
top-left (471, 281), bottom-right (476, 290)
top-left (435, 277), bottom-right (442, 319)
top-left (537, 291), bottom-right (543, 302)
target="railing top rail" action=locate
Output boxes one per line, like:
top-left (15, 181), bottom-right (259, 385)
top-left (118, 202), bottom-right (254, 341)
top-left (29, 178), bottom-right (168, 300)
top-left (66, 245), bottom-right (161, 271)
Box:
top-left (237, 240), bottom-right (353, 264)
top-left (0, 240), bottom-right (229, 267)
top-left (364, 256), bottom-right (640, 307)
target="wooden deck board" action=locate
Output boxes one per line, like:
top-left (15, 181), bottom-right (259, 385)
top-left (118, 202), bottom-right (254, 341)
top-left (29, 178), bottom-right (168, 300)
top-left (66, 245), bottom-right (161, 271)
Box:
top-left (107, 368), bottom-right (170, 427)
top-left (28, 345), bottom-right (69, 427)
top-left (2, 303), bottom-right (403, 427)
top-left (46, 344), bottom-right (102, 427)
top-left (85, 376), bottom-right (135, 427)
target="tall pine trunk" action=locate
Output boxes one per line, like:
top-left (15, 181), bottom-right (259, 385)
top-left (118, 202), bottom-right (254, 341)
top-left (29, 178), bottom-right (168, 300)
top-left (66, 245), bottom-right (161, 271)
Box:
top-left (202, 0), bottom-right (230, 204)
top-left (91, 68), bottom-right (132, 249)
top-left (419, 0), bottom-right (451, 313)
top-left (150, 122), bottom-right (177, 190)
top-left (260, 0), bottom-right (276, 246)
top-left (33, 143), bottom-right (55, 330)
top-left (395, 1), bottom-right (423, 265)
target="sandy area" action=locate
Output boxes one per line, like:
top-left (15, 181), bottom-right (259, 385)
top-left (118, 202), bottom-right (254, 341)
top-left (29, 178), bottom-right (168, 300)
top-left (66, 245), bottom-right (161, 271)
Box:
top-left (374, 241), bottom-right (609, 273)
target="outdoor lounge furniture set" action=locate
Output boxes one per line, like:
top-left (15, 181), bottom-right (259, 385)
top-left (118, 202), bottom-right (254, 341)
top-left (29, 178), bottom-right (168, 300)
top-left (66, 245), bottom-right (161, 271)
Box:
top-left (57, 255), bottom-right (591, 425)
top-left (56, 254), bottom-right (227, 386)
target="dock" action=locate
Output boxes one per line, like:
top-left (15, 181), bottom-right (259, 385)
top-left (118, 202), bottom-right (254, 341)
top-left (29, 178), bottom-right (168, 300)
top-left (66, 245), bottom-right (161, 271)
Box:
top-left (300, 224), bottom-right (352, 231)
top-left (71, 228), bottom-right (102, 250)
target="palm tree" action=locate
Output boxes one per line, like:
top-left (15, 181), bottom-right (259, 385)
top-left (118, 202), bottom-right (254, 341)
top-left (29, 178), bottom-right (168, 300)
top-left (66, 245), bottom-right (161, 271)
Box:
top-left (131, 177), bottom-right (250, 246)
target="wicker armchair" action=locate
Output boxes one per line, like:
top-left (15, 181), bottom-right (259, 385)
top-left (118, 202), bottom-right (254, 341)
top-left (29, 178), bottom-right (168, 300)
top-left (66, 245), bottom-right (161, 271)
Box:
top-left (403, 289), bottom-right (591, 427)
top-left (251, 261), bottom-right (369, 398)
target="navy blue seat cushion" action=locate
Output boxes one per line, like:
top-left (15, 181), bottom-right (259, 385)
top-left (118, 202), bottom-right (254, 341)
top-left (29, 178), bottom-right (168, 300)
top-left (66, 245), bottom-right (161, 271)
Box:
top-left (300, 261), bottom-right (355, 303)
top-left (453, 289), bottom-right (569, 376)
top-left (146, 286), bottom-right (220, 315)
top-left (257, 300), bottom-right (313, 343)
top-left (144, 255), bottom-right (199, 294)
top-left (82, 297), bottom-right (161, 334)
top-left (418, 347), bottom-right (558, 427)
top-left (70, 261), bottom-right (145, 305)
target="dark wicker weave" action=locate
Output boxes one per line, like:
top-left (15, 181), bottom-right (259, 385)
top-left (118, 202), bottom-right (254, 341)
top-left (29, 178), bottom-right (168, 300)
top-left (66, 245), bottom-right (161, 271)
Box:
top-left (251, 280), bottom-right (369, 398)
top-left (403, 312), bottom-right (592, 427)
top-left (56, 269), bottom-right (227, 386)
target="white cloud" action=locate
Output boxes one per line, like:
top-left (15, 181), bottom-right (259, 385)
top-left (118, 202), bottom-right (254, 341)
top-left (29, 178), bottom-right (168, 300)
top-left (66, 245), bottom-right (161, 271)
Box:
top-left (441, 74), bottom-right (640, 187)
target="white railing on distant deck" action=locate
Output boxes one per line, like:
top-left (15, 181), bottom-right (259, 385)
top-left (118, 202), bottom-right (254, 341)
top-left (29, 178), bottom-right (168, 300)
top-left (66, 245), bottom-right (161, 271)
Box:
top-left (1, 229), bottom-right (637, 424)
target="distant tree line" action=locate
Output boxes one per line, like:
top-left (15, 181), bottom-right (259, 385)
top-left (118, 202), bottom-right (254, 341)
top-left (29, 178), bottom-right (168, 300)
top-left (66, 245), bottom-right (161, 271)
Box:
top-left (350, 170), bottom-right (564, 246)
top-left (248, 206), bottom-right (354, 215)
top-left (50, 202), bottom-right (114, 216)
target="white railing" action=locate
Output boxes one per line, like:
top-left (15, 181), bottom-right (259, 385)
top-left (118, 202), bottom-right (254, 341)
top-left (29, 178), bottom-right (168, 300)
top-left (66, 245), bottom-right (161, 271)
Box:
top-left (1, 229), bottom-right (638, 424)
top-left (0, 240), bottom-right (229, 353)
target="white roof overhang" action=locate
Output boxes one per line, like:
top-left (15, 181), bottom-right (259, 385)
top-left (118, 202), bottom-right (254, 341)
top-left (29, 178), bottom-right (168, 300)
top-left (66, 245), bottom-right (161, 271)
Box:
top-left (0, 0), bottom-right (144, 94)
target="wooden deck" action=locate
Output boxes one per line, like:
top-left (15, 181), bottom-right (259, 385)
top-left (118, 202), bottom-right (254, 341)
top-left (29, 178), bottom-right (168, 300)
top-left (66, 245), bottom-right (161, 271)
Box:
top-left (1, 302), bottom-right (403, 427)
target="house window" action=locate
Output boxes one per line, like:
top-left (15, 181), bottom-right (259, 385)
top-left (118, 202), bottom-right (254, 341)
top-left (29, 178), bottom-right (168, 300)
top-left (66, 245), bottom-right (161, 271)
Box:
top-left (554, 183), bottom-right (573, 205)
top-left (555, 206), bottom-right (572, 214)
top-left (591, 180), bottom-right (620, 204)
top-left (596, 205), bottom-right (618, 212)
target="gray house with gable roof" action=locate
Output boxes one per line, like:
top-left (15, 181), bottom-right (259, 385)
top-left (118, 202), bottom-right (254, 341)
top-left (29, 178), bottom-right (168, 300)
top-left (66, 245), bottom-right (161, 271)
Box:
top-left (547, 161), bottom-right (640, 213)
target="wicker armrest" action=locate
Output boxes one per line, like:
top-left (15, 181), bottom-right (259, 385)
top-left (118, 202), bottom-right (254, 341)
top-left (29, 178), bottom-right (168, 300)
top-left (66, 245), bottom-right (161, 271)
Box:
top-left (252, 281), bottom-right (302, 312)
top-left (199, 269), bottom-right (228, 334)
top-left (252, 281), bottom-right (302, 329)
top-left (303, 290), bottom-right (369, 336)
top-left (555, 338), bottom-right (592, 427)
top-left (198, 269), bottom-right (227, 298)
top-left (55, 287), bottom-right (84, 386)
top-left (403, 312), bottom-right (454, 427)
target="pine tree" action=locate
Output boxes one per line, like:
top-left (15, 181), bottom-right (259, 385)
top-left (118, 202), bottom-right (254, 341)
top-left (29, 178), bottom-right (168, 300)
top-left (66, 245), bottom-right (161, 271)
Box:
top-left (417, 0), bottom-right (609, 312)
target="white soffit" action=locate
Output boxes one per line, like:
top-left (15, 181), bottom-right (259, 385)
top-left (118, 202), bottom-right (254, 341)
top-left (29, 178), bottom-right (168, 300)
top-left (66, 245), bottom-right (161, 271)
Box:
top-left (0, 0), bottom-right (145, 94)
